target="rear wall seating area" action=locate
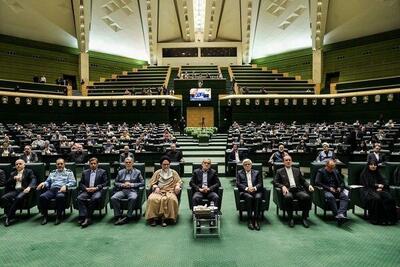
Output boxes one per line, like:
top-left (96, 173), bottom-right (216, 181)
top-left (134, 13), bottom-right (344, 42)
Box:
top-left (230, 65), bottom-right (315, 94)
top-left (87, 66), bottom-right (169, 96)
top-left (335, 75), bottom-right (400, 93)
top-left (0, 79), bottom-right (67, 95)
top-left (179, 65), bottom-right (221, 79)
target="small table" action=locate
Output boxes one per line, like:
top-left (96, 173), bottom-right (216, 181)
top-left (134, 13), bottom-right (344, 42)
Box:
top-left (192, 206), bottom-right (220, 238)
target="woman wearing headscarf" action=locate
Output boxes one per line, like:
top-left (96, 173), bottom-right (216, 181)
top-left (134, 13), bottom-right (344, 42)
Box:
top-left (360, 160), bottom-right (397, 225)
top-left (146, 156), bottom-right (182, 226)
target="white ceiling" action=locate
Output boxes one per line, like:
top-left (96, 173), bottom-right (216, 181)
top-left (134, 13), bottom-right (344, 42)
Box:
top-left (0, 0), bottom-right (399, 61)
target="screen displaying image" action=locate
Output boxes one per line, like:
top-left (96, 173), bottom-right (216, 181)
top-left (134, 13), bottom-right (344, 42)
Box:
top-left (189, 88), bottom-right (211, 101)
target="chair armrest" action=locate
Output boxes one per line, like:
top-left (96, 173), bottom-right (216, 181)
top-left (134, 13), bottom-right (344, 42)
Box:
top-left (233, 187), bottom-right (240, 210)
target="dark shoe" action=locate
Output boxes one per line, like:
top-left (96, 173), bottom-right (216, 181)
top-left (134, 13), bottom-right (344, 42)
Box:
top-left (115, 217), bottom-right (127, 225)
top-left (81, 219), bottom-right (92, 228)
top-left (161, 219), bottom-right (167, 227)
top-left (288, 219), bottom-right (295, 228)
top-left (248, 221), bottom-right (254, 230)
top-left (302, 219), bottom-right (309, 228)
top-left (254, 220), bottom-right (260, 231)
top-left (41, 216), bottom-right (48, 225)
top-left (149, 219), bottom-right (157, 227)
top-left (55, 217), bottom-right (62, 225)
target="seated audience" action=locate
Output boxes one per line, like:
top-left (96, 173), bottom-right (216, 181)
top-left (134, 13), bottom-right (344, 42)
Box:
top-left (36, 158), bottom-right (76, 225)
top-left (360, 160), bottom-right (397, 225)
top-left (77, 157), bottom-right (108, 228)
top-left (273, 155), bottom-right (314, 228)
top-left (189, 159), bottom-right (221, 211)
top-left (111, 157), bottom-right (144, 225)
top-left (20, 145), bottom-right (38, 163)
top-left (119, 146), bottom-right (134, 163)
top-left (0, 142), bottom-right (13, 156)
top-left (31, 134), bottom-right (45, 149)
top-left (236, 159), bottom-right (263, 231)
top-left (316, 143), bottom-right (337, 162)
top-left (165, 143), bottom-right (184, 162)
top-left (315, 160), bottom-right (349, 225)
top-left (69, 143), bottom-right (87, 163)
top-left (1, 159), bottom-right (36, 226)
top-left (146, 156), bottom-right (182, 227)
top-left (367, 143), bottom-right (386, 165)
top-left (268, 144), bottom-right (288, 164)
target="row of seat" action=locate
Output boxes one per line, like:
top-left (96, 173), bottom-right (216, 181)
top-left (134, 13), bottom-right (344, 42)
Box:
top-left (1, 161), bottom-right (399, 222)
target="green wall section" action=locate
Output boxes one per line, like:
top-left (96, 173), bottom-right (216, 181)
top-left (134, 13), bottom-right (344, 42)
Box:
top-left (252, 30), bottom-right (400, 87)
top-left (252, 48), bottom-right (313, 80)
top-left (0, 34), bottom-right (147, 85)
top-left (88, 51), bottom-right (146, 81)
top-left (0, 37), bottom-right (79, 84)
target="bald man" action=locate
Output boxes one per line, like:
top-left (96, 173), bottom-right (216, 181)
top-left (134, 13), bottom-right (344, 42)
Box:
top-left (1, 159), bottom-right (36, 226)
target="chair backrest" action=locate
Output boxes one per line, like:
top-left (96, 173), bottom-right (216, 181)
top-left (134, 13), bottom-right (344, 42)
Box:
top-left (192, 163), bottom-right (219, 175)
top-left (347, 162), bottom-right (369, 185)
top-left (25, 163), bottom-right (46, 184)
top-left (83, 163), bottom-right (111, 186)
top-left (154, 162), bottom-right (181, 174)
top-left (309, 162), bottom-right (326, 185)
top-left (0, 163), bottom-right (12, 181)
top-left (382, 162), bottom-right (400, 185)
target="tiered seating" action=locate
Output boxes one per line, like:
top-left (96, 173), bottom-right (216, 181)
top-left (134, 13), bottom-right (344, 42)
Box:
top-left (335, 76), bottom-right (400, 93)
top-left (0, 79), bottom-right (66, 95)
top-left (180, 65), bottom-right (221, 79)
top-left (87, 66), bottom-right (170, 96)
top-left (230, 65), bottom-right (315, 94)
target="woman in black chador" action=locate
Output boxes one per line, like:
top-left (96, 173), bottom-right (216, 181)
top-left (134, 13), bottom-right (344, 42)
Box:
top-left (360, 160), bottom-right (397, 225)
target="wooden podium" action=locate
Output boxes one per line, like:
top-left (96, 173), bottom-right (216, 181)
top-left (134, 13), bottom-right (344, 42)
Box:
top-left (186, 107), bottom-right (214, 127)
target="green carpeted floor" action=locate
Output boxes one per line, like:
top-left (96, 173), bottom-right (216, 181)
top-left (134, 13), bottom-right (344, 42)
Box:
top-left (1, 178), bottom-right (399, 267)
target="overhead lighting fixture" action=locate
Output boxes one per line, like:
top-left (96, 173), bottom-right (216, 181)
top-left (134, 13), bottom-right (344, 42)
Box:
top-left (193, 0), bottom-right (206, 34)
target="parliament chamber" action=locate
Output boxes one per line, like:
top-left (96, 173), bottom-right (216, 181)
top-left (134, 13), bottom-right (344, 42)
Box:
top-left (0, 0), bottom-right (400, 266)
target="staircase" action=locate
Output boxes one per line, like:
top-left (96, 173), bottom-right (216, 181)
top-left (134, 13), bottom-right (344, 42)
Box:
top-left (168, 67), bottom-right (179, 90)
top-left (220, 67), bottom-right (232, 94)
top-left (176, 133), bottom-right (227, 175)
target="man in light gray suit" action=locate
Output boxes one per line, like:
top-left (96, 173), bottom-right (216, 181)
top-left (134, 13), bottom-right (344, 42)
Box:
top-left (111, 157), bottom-right (144, 225)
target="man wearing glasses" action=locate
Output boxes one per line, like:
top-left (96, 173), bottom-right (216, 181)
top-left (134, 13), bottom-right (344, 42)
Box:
top-left (190, 159), bottom-right (221, 209)
top-left (1, 159), bottom-right (36, 226)
top-left (236, 159), bottom-right (263, 230)
top-left (37, 158), bottom-right (76, 225)
top-left (274, 155), bottom-right (314, 228)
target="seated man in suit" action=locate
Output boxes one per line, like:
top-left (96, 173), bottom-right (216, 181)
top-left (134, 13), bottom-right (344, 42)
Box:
top-left (119, 145), bottom-right (134, 163)
top-left (274, 155), bottom-right (314, 228)
top-left (367, 143), bottom-right (386, 166)
top-left (77, 157), bottom-right (108, 228)
top-left (229, 144), bottom-right (244, 162)
top-left (69, 143), bottom-right (88, 164)
top-left (236, 158), bottom-right (263, 231)
top-left (37, 158), bottom-right (76, 225)
top-left (111, 157), bottom-right (144, 225)
top-left (190, 158), bottom-right (221, 212)
top-left (1, 159), bottom-right (36, 226)
top-left (20, 145), bottom-right (38, 163)
top-left (268, 144), bottom-right (288, 164)
top-left (165, 143), bottom-right (184, 162)
top-left (315, 159), bottom-right (349, 225)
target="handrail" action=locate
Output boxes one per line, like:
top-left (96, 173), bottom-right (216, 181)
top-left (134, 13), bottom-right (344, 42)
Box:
top-left (0, 91), bottom-right (182, 101)
top-left (218, 87), bottom-right (400, 100)
top-left (0, 78), bottom-right (67, 88)
top-left (336, 75), bottom-right (400, 85)
top-left (163, 66), bottom-right (172, 88)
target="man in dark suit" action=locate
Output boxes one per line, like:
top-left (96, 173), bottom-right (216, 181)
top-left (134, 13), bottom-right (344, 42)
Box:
top-left (274, 155), bottom-right (314, 228)
top-left (367, 143), bottom-right (386, 166)
top-left (0, 168), bottom-right (6, 186)
top-left (229, 144), bottom-right (244, 162)
top-left (119, 145), bottom-right (134, 163)
top-left (111, 157), bottom-right (144, 225)
top-left (190, 159), bottom-right (221, 209)
top-left (315, 159), bottom-right (349, 226)
top-left (1, 159), bottom-right (36, 226)
top-left (165, 143), bottom-right (184, 162)
top-left (236, 158), bottom-right (263, 230)
top-left (77, 157), bottom-right (108, 228)
top-left (20, 145), bottom-right (39, 163)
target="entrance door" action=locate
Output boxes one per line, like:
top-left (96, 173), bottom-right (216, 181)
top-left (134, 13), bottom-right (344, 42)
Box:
top-left (186, 107), bottom-right (214, 127)
top-left (63, 74), bottom-right (78, 91)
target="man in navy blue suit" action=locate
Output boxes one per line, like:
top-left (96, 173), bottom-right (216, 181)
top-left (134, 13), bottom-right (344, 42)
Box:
top-left (236, 159), bottom-right (264, 231)
top-left (77, 157), bottom-right (108, 228)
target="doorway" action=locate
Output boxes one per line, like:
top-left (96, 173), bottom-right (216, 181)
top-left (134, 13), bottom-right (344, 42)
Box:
top-left (324, 72), bottom-right (340, 93)
top-left (63, 74), bottom-right (78, 91)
